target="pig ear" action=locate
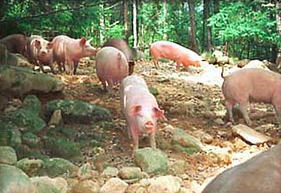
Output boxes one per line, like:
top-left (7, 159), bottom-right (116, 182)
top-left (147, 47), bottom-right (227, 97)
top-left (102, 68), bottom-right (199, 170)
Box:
top-left (47, 42), bottom-right (53, 49)
top-left (153, 107), bottom-right (164, 119)
top-left (80, 37), bottom-right (87, 47)
top-left (129, 105), bottom-right (142, 116)
top-left (34, 40), bottom-right (41, 48)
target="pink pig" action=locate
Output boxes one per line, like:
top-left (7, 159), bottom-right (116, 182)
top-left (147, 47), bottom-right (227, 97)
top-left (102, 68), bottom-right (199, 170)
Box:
top-left (26, 35), bottom-right (54, 73)
top-left (51, 35), bottom-right (97, 75)
top-left (150, 40), bottom-right (202, 70)
top-left (96, 47), bottom-right (129, 92)
top-left (120, 75), bottom-right (165, 152)
top-left (222, 68), bottom-right (281, 126)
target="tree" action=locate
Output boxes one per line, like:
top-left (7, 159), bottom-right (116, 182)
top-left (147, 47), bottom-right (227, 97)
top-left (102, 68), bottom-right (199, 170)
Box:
top-left (276, 0), bottom-right (281, 67)
top-left (123, 0), bottom-right (129, 41)
top-left (187, 0), bottom-right (198, 52)
top-left (203, 0), bottom-right (212, 51)
top-left (132, 0), bottom-right (137, 48)
top-left (163, 0), bottom-right (167, 40)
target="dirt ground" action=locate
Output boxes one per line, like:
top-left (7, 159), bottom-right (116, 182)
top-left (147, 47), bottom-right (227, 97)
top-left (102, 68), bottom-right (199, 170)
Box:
top-left (46, 59), bottom-right (280, 191)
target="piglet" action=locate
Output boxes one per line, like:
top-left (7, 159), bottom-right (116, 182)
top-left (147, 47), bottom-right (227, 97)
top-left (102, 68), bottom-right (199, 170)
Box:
top-left (26, 35), bottom-right (54, 73)
top-left (0, 34), bottom-right (27, 55)
top-left (149, 40), bottom-right (202, 70)
top-left (120, 75), bottom-right (165, 152)
top-left (202, 144), bottom-right (281, 193)
top-left (222, 68), bottom-right (281, 126)
top-left (52, 35), bottom-right (97, 75)
top-left (102, 38), bottom-right (135, 75)
top-left (96, 46), bottom-right (129, 92)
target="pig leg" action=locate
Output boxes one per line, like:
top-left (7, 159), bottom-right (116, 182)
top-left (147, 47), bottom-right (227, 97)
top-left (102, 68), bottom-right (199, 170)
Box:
top-left (65, 59), bottom-right (74, 75)
top-left (38, 62), bottom-right (46, 73)
top-left (131, 127), bottom-right (139, 152)
top-left (273, 106), bottom-right (281, 128)
top-left (225, 101), bottom-right (234, 123)
top-left (149, 132), bottom-right (156, 149)
top-left (153, 59), bottom-right (159, 69)
top-left (239, 103), bottom-right (252, 126)
top-left (73, 60), bottom-right (79, 75)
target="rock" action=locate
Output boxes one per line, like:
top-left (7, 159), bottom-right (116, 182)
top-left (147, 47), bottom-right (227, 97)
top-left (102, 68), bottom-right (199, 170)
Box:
top-left (147, 175), bottom-right (182, 193)
top-left (201, 52), bottom-right (216, 64)
top-left (243, 60), bottom-right (269, 70)
top-left (48, 110), bottom-right (63, 126)
top-left (102, 166), bottom-right (119, 178)
top-left (0, 164), bottom-right (35, 193)
top-left (118, 167), bottom-right (144, 180)
top-left (100, 178), bottom-right (128, 193)
top-left (22, 132), bottom-right (40, 147)
top-left (70, 180), bottom-right (100, 193)
top-left (31, 176), bottom-right (64, 193)
top-left (39, 158), bottom-right (78, 178)
top-left (0, 127), bottom-right (22, 147)
top-left (134, 147), bottom-right (168, 174)
top-left (0, 146), bottom-right (17, 165)
top-left (236, 59), bottom-right (250, 68)
top-left (148, 87), bottom-right (159, 96)
top-left (44, 137), bottom-right (82, 161)
top-left (172, 128), bottom-right (202, 154)
top-left (9, 109), bottom-right (46, 133)
top-left (0, 65), bottom-right (64, 96)
top-left (93, 154), bottom-right (111, 172)
top-left (22, 95), bottom-right (41, 115)
top-left (45, 99), bottom-right (112, 124)
top-left (214, 118), bottom-right (224, 125)
top-left (169, 160), bottom-right (188, 175)
top-left (16, 158), bottom-right (44, 177)
top-left (232, 124), bottom-right (272, 144)
top-left (77, 163), bottom-right (96, 180)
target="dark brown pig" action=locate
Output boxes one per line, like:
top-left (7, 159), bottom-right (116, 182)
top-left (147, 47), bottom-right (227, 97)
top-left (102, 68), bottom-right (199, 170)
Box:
top-left (96, 47), bottom-right (129, 92)
top-left (0, 34), bottom-right (27, 55)
top-left (202, 144), bottom-right (281, 193)
top-left (222, 68), bottom-right (281, 126)
top-left (26, 35), bottom-right (54, 73)
top-left (149, 40), bottom-right (202, 70)
top-left (52, 35), bottom-right (97, 75)
top-left (102, 38), bottom-right (135, 75)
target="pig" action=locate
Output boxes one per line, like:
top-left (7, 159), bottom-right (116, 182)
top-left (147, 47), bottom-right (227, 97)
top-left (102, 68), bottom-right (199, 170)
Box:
top-left (221, 68), bottom-right (281, 126)
top-left (96, 46), bottom-right (129, 92)
top-left (102, 38), bottom-right (135, 75)
top-left (0, 34), bottom-right (27, 55)
top-left (51, 35), bottom-right (97, 75)
top-left (202, 144), bottom-right (281, 193)
top-left (120, 75), bottom-right (165, 152)
top-left (26, 35), bottom-right (54, 73)
top-left (149, 40), bottom-right (202, 70)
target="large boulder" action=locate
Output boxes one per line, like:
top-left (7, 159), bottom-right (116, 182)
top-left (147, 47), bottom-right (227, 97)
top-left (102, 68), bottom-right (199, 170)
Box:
top-left (0, 146), bottom-right (17, 165)
top-left (31, 176), bottom-right (68, 193)
top-left (16, 158), bottom-right (44, 177)
top-left (0, 65), bottom-right (64, 96)
top-left (0, 164), bottom-right (35, 193)
top-left (45, 99), bottom-right (112, 124)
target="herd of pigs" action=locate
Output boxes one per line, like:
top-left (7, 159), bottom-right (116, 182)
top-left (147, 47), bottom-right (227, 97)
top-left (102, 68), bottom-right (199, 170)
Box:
top-left (1, 34), bottom-right (281, 193)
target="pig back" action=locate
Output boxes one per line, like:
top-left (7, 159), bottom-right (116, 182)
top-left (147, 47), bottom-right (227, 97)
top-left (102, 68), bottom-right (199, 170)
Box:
top-left (0, 34), bottom-right (27, 55)
top-left (96, 47), bottom-right (129, 84)
top-left (150, 40), bottom-right (183, 61)
top-left (103, 38), bottom-right (135, 74)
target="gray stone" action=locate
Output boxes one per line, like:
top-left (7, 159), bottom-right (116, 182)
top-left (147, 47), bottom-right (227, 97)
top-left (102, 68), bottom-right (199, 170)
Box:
top-left (48, 110), bottom-right (63, 126)
top-left (118, 167), bottom-right (144, 180)
top-left (0, 164), bottom-right (35, 193)
top-left (31, 176), bottom-right (68, 193)
top-left (0, 146), bottom-right (17, 165)
top-left (169, 160), bottom-right (188, 175)
top-left (100, 178), bottom-right (128, 193)
top-left (0, 127), bottom-right (22, 147)
top-left (134, 147), bottom-right (168, 174)
top-left (22, 95), bottom-right (41, 115)
top-left (147, 175), bottom-right (182, 193)
top-left (45, 99), bottom-right (112, 124)
top-left (70, 180), bottom-right (100, 193)
top-left (39, 158), bottom-right (78, 178)
top-left (16, 158), bottom-right (44, 177)
top-left (102, 166), bottom-right (119, 178)
top-left (22, 132), bottom-right (40, 147)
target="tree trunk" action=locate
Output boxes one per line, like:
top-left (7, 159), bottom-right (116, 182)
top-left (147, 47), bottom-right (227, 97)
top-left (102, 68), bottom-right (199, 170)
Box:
top-left (132, 0), bottom-right (138, 48)
top-left (276, 0), bottom-right (281, 67)
top-left (187, 0), bottom-right (198, 52)
top-left (99, 3), bottom-right (105, 44)
top-left (203, 0), bottom-right (212, 51)
top-left (123, 0), bottom-right (129, 41)
top-left (163, 0), bottom-right (167, 40)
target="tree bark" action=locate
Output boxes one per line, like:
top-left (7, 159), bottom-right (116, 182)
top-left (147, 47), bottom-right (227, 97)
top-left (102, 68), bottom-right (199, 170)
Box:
top-left (276, 0), bottom-right (281, 67)
top-left (123, 0), bottom-right (129, 41)
top-left (132, 0), bottom-right (138, 48)
top-left (203, 0), bottom-right (212, 51)
top-left (99, 3), bottom-right (105, 44)
top-left (187, 0), bottom-right (198, 52)
top-left (163, 0), bottom-right (167, 40)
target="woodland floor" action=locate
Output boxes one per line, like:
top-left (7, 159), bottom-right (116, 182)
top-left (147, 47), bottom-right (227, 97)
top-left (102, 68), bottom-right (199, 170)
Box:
top-left (40, 59), bottom-right (280, 192)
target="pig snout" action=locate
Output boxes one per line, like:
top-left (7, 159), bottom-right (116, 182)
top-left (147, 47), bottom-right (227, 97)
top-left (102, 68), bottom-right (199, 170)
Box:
top-left (144, 121), bottom-right (154, 133)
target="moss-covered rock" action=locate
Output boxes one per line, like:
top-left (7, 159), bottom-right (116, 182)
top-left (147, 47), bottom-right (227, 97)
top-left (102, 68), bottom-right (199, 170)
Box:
top-left (148, 87), bottom-right (159, 96)
top-left (22, 132), bottom-right (40, 148)
top-left (9, 109), bottom-right (46, 133)
top-left (45, 99), bottom-right (112, 124)
top-left (38, 158), bottom-right (78, 178)
top-left (16, 158), bottom-right (44, 177)
top-left (134, 148), bottom-right (168, 174)
top-left (44, 137), bottom-right (82, 161)
top-left (0, 128), bottom-right (22, 147)
top-left (0, 146), bottom-right (17, 165)
top-left (22, 95), bottom-right (41, 115)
